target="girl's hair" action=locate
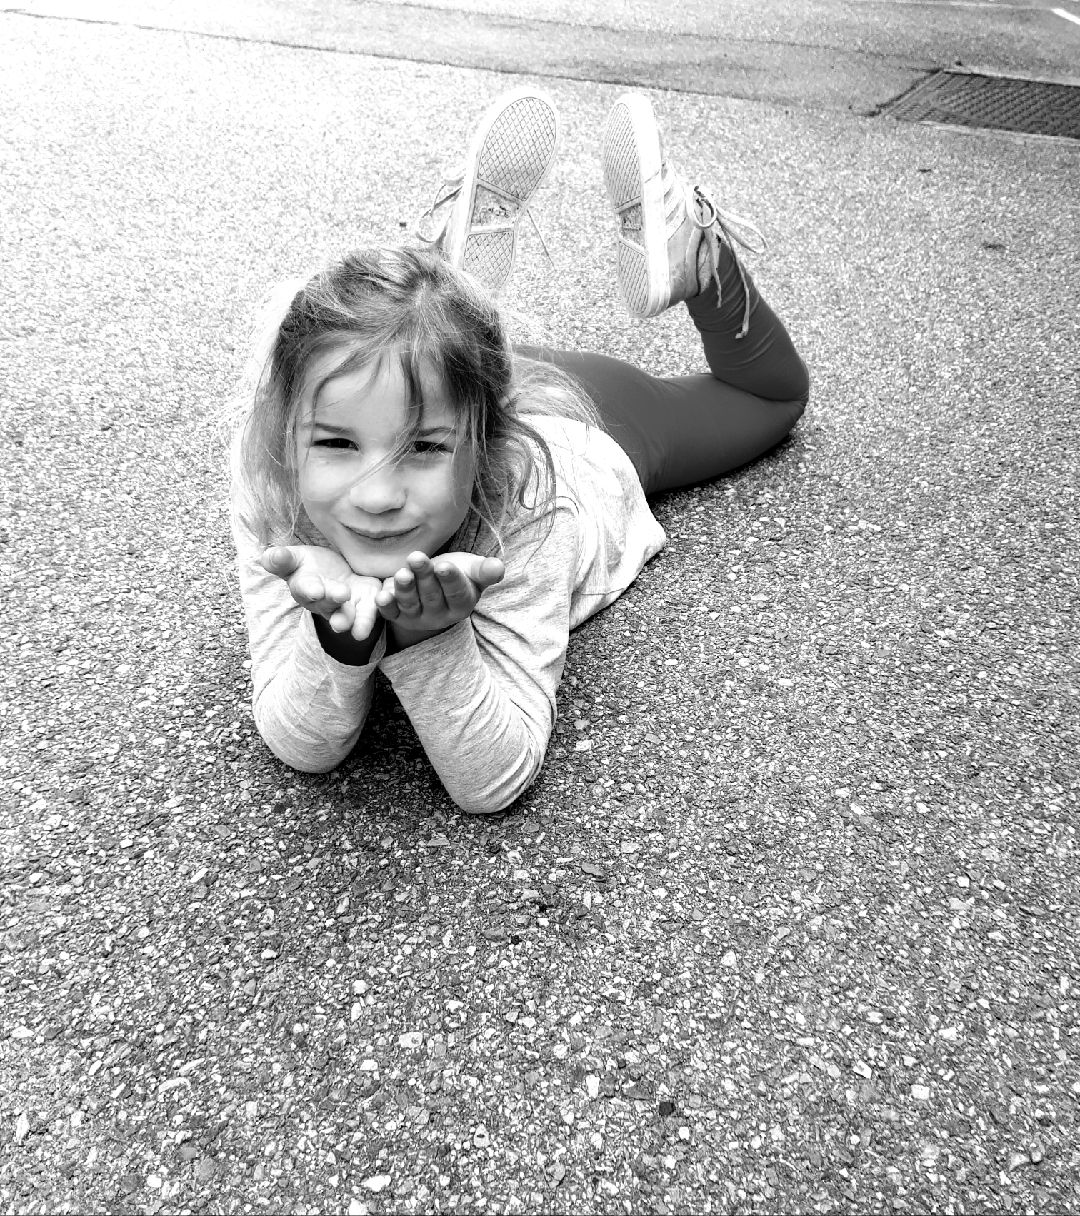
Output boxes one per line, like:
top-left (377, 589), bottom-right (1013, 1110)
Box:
top-left (231, 245), bottom-right (602, 553)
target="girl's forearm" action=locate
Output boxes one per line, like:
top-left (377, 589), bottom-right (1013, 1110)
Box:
top-left (249, 610), bottom-right (380, 773)
top-left (251, 654), bottom-right (376, 773)
top-left (380, 620), bottom-right (551, 814)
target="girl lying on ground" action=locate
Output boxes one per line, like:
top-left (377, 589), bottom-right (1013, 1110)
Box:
top-left (230, 88), bottom-right (809, 812)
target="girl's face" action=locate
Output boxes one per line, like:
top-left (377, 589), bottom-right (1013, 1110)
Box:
top-left (295, 346), bottom-right (477, 578)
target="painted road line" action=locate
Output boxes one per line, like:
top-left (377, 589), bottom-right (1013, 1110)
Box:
top-left (1051, 7), bottom-right (1080, 27)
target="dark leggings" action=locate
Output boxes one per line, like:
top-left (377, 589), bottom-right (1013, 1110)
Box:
top-left (515, 245), bottom-right (809, 496)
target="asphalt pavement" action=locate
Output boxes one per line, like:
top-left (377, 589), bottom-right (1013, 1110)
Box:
top-left (2, 0), bottom-right (1079, 1212)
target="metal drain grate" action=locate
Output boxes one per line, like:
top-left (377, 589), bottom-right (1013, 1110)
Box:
top-left (883, 71), bottom-right (1080, 140)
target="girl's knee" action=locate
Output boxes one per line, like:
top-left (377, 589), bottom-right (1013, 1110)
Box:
top-left (789, 357), bottom-right (810, 412)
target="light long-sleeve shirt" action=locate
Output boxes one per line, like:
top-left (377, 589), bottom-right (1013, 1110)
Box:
top-left (231, 417), bottom-right (666, 812)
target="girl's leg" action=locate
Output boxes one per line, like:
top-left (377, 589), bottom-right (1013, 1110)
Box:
top-left (515, 250), bottom-right (808, 497)
top-left (516, 91), bottom-right (809, 496)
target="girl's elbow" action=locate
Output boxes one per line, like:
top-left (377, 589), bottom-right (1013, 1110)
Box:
top-left (453, 787), bottom-right (520, 815)
top-left (252, 702), bottom-right (348, 774)
top-left (282, 753), bottom-right (340, 775)
top-left (264, 736), bottom-right (341, 774)
top-left (449, 743), bottom-right (544, 815)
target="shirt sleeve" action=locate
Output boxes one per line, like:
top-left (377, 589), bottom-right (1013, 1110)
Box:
top-left (378, 503), bottom-right (581, 814)
top-left (230, 483), bottom-right (383, 774)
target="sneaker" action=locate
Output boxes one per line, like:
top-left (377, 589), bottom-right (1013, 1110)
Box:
top-left (417, 86), bottom-right (560, 295)
top-left (601, 92), bottom-right (765, 334)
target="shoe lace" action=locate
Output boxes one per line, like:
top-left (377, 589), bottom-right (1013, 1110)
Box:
top-left (414, 172), bottom-right (464, 245)
top-left (415, 173), bottom-right (553, 265)
top-left (690, 186), bottom-right (766, 340)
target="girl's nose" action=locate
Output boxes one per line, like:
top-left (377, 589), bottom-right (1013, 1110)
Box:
top-left (347, 463), bottom-right (406, 513)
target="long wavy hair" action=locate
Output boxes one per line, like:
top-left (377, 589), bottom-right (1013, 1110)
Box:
top-left (230, 246), bottom-right (602, 554)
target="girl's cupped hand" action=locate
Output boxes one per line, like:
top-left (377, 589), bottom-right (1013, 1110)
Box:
top-left (376, 551), bottom-right (505, 647)
top-left (260, 545), bottom-right (383, 640)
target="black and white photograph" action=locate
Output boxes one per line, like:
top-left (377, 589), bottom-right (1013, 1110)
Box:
top-left (2, 0), bottom-right (1078, 1212)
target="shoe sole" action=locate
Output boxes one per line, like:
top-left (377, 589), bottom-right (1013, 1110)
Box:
top-left (602, 93), bottom-right (669, 317)
top-left (446, 87), bottom-right (560, 294)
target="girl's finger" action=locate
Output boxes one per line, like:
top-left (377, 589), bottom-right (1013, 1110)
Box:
top-left (392, 567), bottom-right (422, 616)
top-left (375, 585), bottom-right (401, 620)
top-left (328, 599), bottom-right (355, 633)
top-left (352, 599), bottom-right (379, 640)
top-left (260, 545), bottom-right (298, 577)
top-left (408, 553), bottom-right (445, 613)
top-left (441, 554), bottom-right (505, 588)
top-left (434, 561), bottom-right (475, 608)
top-left (475, 556), bottom-right (506, 588)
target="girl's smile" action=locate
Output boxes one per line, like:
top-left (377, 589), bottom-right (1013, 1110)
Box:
top-left (296, 347), bottom-right (476, 578)
top-left (346, 525), bottom-right (419, 542)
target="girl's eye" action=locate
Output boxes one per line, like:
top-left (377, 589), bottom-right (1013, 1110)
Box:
top-left (412, 440), bottom-right (451, 456)
top-left (309, 436), bottom-right (450, 455)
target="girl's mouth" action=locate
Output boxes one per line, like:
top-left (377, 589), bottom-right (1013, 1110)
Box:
top-left (346, 525), bottom-right (418, 545)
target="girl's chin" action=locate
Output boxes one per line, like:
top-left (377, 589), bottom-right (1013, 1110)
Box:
top-left (325, 521), bottom-right (460, 576)
top-left (337, 530), bottom-right (442, 577)
top-left (342, 544), bottom-right (415, 578)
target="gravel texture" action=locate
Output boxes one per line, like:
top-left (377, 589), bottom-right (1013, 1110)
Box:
top-left (2, 6), bottom-right (1079, 1215)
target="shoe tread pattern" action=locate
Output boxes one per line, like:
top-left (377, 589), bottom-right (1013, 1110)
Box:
top-left (603, 102), bottom-right (650, 316)
top-left (465, 96), bottom-right (557, 292)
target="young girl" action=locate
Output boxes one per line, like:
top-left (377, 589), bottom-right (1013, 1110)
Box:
top-left (230, 88), bottom-right (809, 814)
